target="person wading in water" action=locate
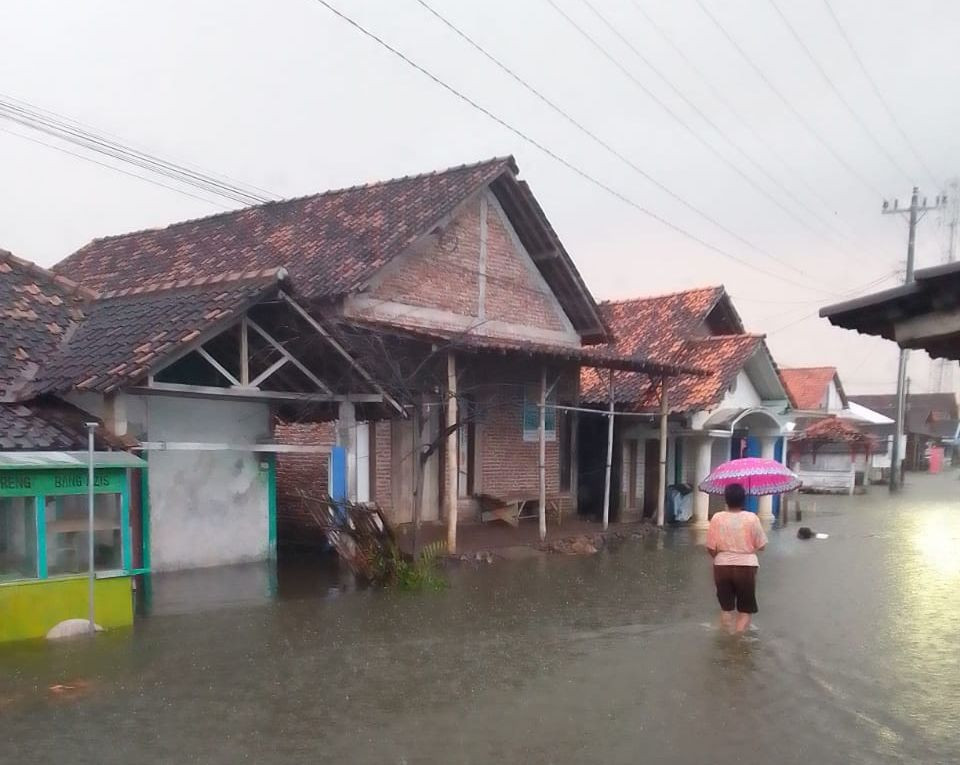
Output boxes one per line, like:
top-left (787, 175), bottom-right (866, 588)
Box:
top-left (706, 483), bottom-right (767, 635)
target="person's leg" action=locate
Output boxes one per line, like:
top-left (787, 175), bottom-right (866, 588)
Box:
top-left (734, 566), bottom-right (759, 634)
top-left (714, 566), bottom-right (737, 633)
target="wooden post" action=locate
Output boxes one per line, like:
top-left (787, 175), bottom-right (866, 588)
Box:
top-left (602, 368), bottom-right (615, 531)
top-left (538, 367), bottom-right (548, 542)
top-left (240, 317), bottom-right (250, 386)
top-left (657, 377), bottom-right (669, 527)
top-left (445, 353), bottom-right (458, 554)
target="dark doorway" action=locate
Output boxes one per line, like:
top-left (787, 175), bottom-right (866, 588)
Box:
top-left (576, 414), bottom-right (621, 520)
top-left (643, 439), bottom-right (660, 518)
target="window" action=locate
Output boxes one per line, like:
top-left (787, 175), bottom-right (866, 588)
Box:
top-left (522, 385), bottom-right (557, 442)
top-left (0, 498), bottom-right (38, 581)
top-left (45, 493), bottom-right (123, 575)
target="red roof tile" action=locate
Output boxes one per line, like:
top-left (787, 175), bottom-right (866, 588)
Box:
top-left (55, 158), bottom-right (516, 297)
top-left (0, 398), bottom-right (134, 451)
top-left (780, 367), bottom-right (840, 410)
top-left (581, 286), bottom-right (766, 411)
top-left (0, 250), bottom-right (92, 401)
top-left (791, 416), bottom-right (873, 446)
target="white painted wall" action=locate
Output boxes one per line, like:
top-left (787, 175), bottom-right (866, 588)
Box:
top-left (826, 380), bottom-right (843, 412)
top-left (143, 395), bottom-right (272, 571)
top-left (691, 370), bottom-right (765, 430)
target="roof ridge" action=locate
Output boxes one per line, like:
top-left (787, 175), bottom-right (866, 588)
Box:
top-left (781, 365), bottom-right (837, 372)
top-left (600, 285), bottom-right (724, 306)
top-left (693, 332), bottom-right (763, 341)
top-left (96, 266), bottom-right (287, 300)
top-left (59, 156), bottom-right (516, 258)
top-left (0, 248), bottom-right (99, 300)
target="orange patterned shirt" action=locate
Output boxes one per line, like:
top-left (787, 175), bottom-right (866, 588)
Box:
top-left (706, 510), bottom-right (767, 567)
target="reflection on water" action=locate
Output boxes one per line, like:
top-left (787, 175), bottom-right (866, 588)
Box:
top-left (1, 474), bottom-right (958, 764)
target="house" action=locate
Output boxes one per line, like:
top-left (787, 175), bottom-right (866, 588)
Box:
top-left (848, 393), bottom-right (959, 470)
top-left (780, 367), bottom-right (847, 414)
top-left (821, 262), bottom-right (960, 361)
top-left (580, 287), bottom-right (794, 527)
top-left (0, 251), bottom-right (148, 641)
top-left (780, 366), bottom-right (884, 491)
top-left (29, 156), bottom-right (685, 572)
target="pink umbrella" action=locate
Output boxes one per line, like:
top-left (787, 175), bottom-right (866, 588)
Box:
top-left (698, 457), bottom-right (801, 496)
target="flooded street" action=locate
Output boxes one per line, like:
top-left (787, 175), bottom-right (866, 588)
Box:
top-left (2, 473), bottom-right (958, 764)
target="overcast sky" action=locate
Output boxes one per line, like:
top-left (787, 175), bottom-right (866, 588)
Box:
top-left (2, 0), bottom-right (959, 394)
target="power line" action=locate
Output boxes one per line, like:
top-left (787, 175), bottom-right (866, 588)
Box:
top-left (0, 94), bottom-right (277, 206)
top-left (307, 0), bottom-right (847, 296)
top-left (0, 126), bottom-right (231, 209)
top-left (628, 0), bottom-right (865, 242)
top-left (691, 0), bottom-right (886, 199)
top-left (571, 0), bottom-right (874, 266)
top-left (765, 0), bottom-right (916, 185)
top-left (410, 1), bottom-right (849, 289)
top-left (545, 0), bottom-right (842, 277)
top-left (819, 0), bottom-right (940, 191)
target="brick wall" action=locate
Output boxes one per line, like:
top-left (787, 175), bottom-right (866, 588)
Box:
top-left (274, 421), bottom-right (335, 502)
top-left (369, 193), bottom-right (573, 336)
top-left (373, 420), bottom-right (392, 513)
top-left (372, 199), bottom-right (481, 316)
top-left (484, 197), bottom-right (568, 332)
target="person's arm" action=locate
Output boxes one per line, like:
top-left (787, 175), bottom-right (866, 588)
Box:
top-left (754, 516), bottom-right (768, 552)
top-left (706, 516), bottom-right (719, 557)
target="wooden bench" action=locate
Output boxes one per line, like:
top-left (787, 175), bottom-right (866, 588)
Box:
top-left (479, 493), bottom-right (569, 527)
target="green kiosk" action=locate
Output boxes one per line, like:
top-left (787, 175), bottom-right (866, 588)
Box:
top-left (0, 451), bottom-right (147, 642)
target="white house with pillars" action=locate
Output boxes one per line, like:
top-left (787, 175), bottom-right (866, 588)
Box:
top-left (582, 287), bottom-right (794, 527)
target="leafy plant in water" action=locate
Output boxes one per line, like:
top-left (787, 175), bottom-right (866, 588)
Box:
top-left (372, 540), bottom-right (447, 591)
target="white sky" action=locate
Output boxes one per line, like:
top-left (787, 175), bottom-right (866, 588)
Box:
top-left (2, 0), bottom-right (959, 394)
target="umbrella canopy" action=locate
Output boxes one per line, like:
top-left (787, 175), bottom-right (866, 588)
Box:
top-left (699, 457), bottom-right (801, 496)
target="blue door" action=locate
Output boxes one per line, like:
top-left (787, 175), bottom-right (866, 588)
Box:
top-left (730, 436), bottom-right (760, 513)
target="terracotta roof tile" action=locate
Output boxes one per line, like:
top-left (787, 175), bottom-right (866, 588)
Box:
top-left (780, 367), bottom-right (839, 410)
top-left (0, 249), bottom-right (92, 402)
top-left (0, 398), bottom-right (133, 451)
top-left (581, 286), bottom-right (762, 410)
top-left (54, 158), bottom-right (517, 298)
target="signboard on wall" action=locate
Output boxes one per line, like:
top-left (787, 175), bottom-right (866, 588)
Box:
top-left (0, 468), bottom-right (125, 498)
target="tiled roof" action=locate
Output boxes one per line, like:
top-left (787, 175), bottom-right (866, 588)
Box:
top-left (780, 367), bottom-right (838, 410)
top-left (54, 158), bottom-right (517, 297)
top-left (0, 399), bottom-right (132, 451)
top-left (0, 250), bottom-right (92, 402)
top-left (595, 287), bottom-right (725, 364)
top-left (791, 416), bottom-right (873, 446)
top-left (35, 273), bottom-right (280, 394)
top-left (580, 286), bottom-right (763, 411)
top-left (582, 334), bottom-right (762, 410)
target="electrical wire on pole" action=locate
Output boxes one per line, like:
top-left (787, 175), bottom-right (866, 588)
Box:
top-left (308, 0), bottom-right (853, 296)
top-left (882, 188), bottom-right (946, 491)
top-left (572, 0), bottom-right (874, 266)
top-left (765, 0), bottom-right (916, 186)
top-left (691, 0), bottom-right (886, 199)
top-left (411, 0), bottom-right (864, 289)
top-left (819, 0), bottom-right (941, 191)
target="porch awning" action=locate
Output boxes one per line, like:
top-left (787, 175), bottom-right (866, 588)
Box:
top-left (700, 407), bottom-right (783, 432)
top-left (0, 451), bottom-right (147, 469)
top-left (343, 321), bottom-right (705, 376)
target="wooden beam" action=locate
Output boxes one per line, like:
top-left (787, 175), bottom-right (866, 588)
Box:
top-left (539, 366), bottom-right (548, 542)
top-left (245, 316), bottom-right (332, 393)
top-left (197, 347), bottom-right (241, 387)
top-left (445, 352), bottom-right (459, 553)
top-left (279, 291), bottom-right (405, 415)
top-left (250, 356), bottom-right (289, 387)
top-left (133, 382), bottom-right (380, 403)
top-left (657, 377), bottom-right (669, 528)
top-left (893, 307), bottom-right (960, 344)
top-left (240, 317), bottom-right (250, 386)
top-left (137, 441), bottom-right (333, 453)
top-left (602, 368), bottom-right (615, 531)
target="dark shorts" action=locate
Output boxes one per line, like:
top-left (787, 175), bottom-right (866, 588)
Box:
top-left (713, 565), bottom-right (758, 614)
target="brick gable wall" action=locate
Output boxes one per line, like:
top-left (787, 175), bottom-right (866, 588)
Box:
top-left (367, 193), bottom-right (575, 340)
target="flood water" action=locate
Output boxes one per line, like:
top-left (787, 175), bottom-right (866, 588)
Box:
top-left (2, 473), bottom-right (959, 764)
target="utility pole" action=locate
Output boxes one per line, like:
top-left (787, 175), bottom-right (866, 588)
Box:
top-left (930, 179), bottom-right (959, 392)
top-left (882, 187), bottom-right (946, 491)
